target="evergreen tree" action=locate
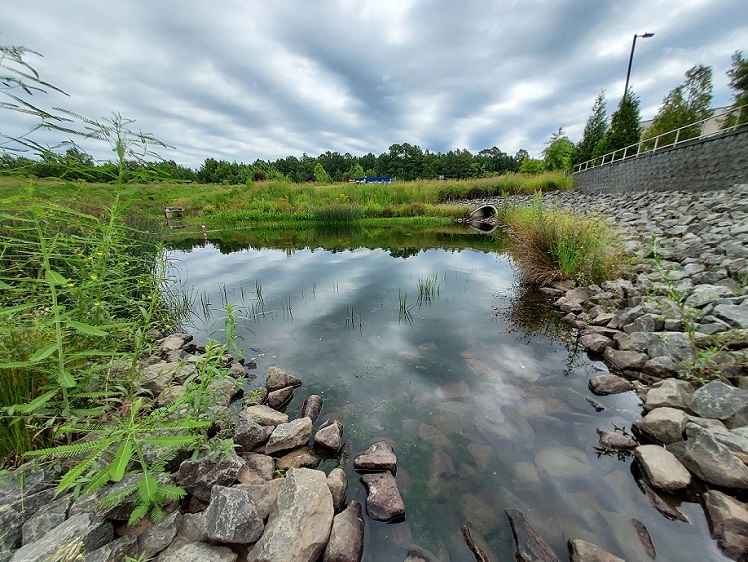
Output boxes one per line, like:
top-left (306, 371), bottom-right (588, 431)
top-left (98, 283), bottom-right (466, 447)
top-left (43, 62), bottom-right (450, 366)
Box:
top-left (595, 90), bottom-right (641, 157)
top-left (574, 92), bottom-right (607, 166)
top-left (313, 162), bottom-right (331, 183)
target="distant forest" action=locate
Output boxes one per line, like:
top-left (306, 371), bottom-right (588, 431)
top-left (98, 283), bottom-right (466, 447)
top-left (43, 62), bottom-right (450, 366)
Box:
top-left (0, 143), bottom-right (527, 184)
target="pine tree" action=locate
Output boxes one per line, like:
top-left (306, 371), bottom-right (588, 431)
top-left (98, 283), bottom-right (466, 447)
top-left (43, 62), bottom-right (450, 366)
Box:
top-left (574, 92), bottom-right (607, 165)
top-left (595, 90), bottom-right (641, 157)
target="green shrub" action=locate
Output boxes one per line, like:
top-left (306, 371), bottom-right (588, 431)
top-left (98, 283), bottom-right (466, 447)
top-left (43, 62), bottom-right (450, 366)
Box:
top-left (499, 198), bottom-right (623, 286)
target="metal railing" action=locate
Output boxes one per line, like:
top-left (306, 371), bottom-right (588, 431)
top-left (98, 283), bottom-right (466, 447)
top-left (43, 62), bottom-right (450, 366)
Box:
top-left (573, 104), bottom-right (747, 174)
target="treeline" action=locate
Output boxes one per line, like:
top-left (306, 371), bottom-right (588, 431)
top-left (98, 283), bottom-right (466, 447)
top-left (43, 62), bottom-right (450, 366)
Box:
top-left (0, 143), bottom-right (528, 184)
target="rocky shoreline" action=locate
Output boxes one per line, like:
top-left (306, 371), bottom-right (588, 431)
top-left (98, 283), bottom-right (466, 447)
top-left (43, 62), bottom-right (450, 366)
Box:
top-left (470, 184), bottom-right (748, 560)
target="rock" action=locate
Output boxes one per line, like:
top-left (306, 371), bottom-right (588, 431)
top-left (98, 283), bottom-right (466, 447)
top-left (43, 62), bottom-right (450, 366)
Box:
top-left (207, 377), bottom-right (241, 406)
top-left (640, 481), bottom-right (689, 522)
top-left (602, 348), bottom-right (649, 372)
top-left (354, 441), bottom-right (397, 472)
top-left (266, 366), bottom-right (302, 391)
top-left (234, 417), bottom-right (273, 451)
top-left (326, 468), bottom-right (348, 513)
top-left (204, 485), bottom-right (264, 544)
top-left (644, 331), bottom-right (694, 362)
top-left (642, 356), bottom-right (679, 378)
top-left (685, 284), bottom-right (734, 308)
top-left (158, 542), bottom-right (238, 562)
top-left (265, 417), bottom-right (313, 455)
top-left (361, 472), bottom-right (406, 522)
top-left (585, 396), bottom-right (605, 412)
top-left (267, 386), bottom-right (294, 409)
top-left (630, 518), bottom-right (656, 559)
top-left (580, 334), bottom-right (613, 353)
top-left (713, 303), bottom-right (748, 329)
top-left (689, 380), bottom-right (748, 428)
top-left (81, 534), bottom-right (137, 562)
top-left (436, 380), bottom-right (470, 399)
top-left (21, 496), bottom-right (71, 545)
top-left (644, 378), bottom-right (694, 411)
top-left (247, 468), bottom-right (334, 562)
top-left (567, 539), bottom-right (624, 562)
top-left (633, 407), bottom-right (688, 444)
top-left (301, 394), bottom-right (324, 421)
top-left (588, 374), bottom-right (633, 396)
top-left (701, 490), bottom-right (748, 560)
top-left (322, 501), bottom-right (365, 562)
top-left (505, 509), bottom-right (559, 562)
top-left (634, 445), bottom-right (691, 491)
top-left (177, 512), bottom-right (208, 542)
top-left (242, 405), bottom-right (289, 427)
top-left (137, 511), bottom-right (180, 559)
top-left (275, 448), bottom-right (322, 471)
top-left (596, 429), bottom-right (636, 450)
top-left (235, 478), bottom-right (285, 521)
top-left (672, 424), bottom-right (748, 489)
top-left (175, 449), bottom-right (245, 502)
top-left (159, 332), bottom-right (192, 352)
top-left (239, 452), bottom-right (275, 482)
top-left (314, 420), bottom-right (344, 451)
top-left (11, 513), bottom-right (113, 562)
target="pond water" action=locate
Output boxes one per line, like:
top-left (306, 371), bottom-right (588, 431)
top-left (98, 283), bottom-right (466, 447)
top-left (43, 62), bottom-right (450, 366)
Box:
top-left (167, 225), bottom-right (726, 562)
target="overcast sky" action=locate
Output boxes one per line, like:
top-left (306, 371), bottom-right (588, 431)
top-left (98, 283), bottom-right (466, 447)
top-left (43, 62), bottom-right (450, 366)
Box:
top-left (3, 1), bottom-right (747, 168)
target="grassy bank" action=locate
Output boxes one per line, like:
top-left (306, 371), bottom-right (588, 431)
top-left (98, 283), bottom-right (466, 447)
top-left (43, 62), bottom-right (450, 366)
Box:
top-left (0, 172), bottom-right (572, 228)
top-left (497, 195), bottom-right (625, 286)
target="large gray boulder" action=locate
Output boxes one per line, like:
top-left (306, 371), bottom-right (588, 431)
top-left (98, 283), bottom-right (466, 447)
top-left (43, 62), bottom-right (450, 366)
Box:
top-left (644, 378), bottom-right (694, 411)
top-left (713, 303), bottom-right (748, 329)
top-left (247, 468), bottom-right (334, 562)
top-left (671, 424), bottom-right (748, 489)
top-left (322, 501), bottom-right (365, 562)
top-left (175, 449), bottom-right (245, 502)
top-left (242, 405), bottom-right (289, 427)
top-left (204, 486), bottom-right (264, 544)
top-left (634, 445), bottom-right (691, 491)
top-left (602, 349), bottom-right (649, 372)
top-left (11, 513), bottom-right (113, 562)
top-left (689, 380), bottom-right (748, 428)
top-left (265, 417), bottom-right (313, 455)
top-left (360, 472), bottom-right (406, 522)
top-left (701, 490), bottom-right (748, 560)
top-left (588, 374), bottom-right (633, 396)
top-left (633, 407), bottom-right (688, 444)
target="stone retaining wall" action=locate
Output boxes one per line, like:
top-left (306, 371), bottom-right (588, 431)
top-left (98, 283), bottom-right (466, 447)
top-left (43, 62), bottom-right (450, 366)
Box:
top-left (573, 128), bottom-right (748, 193)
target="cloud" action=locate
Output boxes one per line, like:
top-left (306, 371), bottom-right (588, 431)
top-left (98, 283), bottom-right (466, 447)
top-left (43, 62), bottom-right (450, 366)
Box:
top-left (2, 0), bottom-right (746, 167)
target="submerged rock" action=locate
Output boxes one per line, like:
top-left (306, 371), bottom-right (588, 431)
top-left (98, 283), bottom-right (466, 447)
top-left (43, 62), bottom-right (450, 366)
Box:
top-left (567, 539), bottom-right (624, 562)
top-left (505, 509), bottom-right (559, 562)
top-left (701, 490), bottom-right (748, 560)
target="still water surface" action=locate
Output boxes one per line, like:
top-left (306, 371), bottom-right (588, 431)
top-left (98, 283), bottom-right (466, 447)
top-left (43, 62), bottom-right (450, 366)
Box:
top-left (168, 226), bottom-right (726, 562)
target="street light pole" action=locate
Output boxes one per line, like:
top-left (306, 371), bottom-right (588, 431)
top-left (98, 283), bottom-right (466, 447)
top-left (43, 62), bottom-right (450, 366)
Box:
top-left (623, 32), bottom-right (654, 99)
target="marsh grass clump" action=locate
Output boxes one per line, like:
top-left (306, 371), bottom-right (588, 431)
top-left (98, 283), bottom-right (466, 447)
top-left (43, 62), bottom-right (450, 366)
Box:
top-left (312, 203), bottom-right (364, 225)
top-left (499, 196), bottom-right (624, 286)
top-left (417, 273), bottom-right (441, 306)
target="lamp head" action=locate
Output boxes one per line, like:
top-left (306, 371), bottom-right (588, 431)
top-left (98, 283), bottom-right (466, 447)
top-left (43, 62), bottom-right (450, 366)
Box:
top-left (641, 32), bottom-right (655, 38)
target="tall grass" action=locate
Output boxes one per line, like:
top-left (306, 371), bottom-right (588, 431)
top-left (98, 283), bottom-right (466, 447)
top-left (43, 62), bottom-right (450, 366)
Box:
top-left (1, 172), bottom-right (570, 226)
top-left (0, 184), bottom-right (184, 462)
top-left (498, 196), bottom-right (624, 286)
